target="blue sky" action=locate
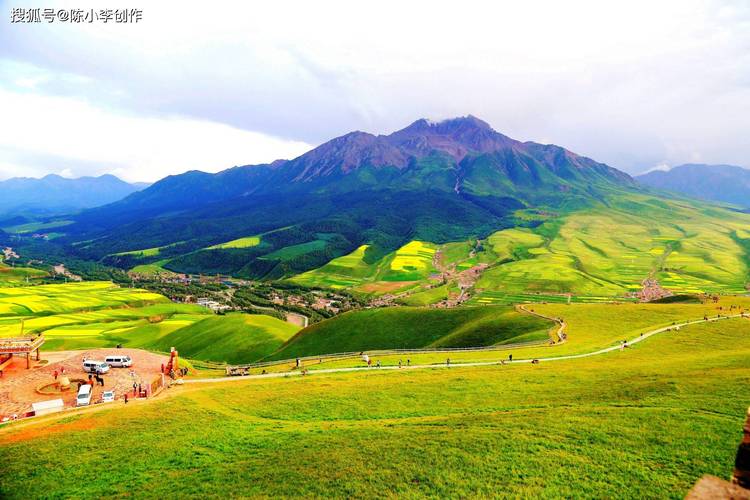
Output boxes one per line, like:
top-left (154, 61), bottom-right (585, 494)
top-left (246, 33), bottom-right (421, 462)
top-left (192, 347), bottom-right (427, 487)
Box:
top-left (1, 0), bottom-right (749, 181)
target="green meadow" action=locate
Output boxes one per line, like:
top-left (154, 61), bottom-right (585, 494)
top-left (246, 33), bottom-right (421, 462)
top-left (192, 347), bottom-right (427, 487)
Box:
top-left (258, 296), bottom-right (750, 372)
top-left (290, 193), bottom-right (750, 300)
top-left (1, 219), bottom-right (74, 234)
top-left (207, 235), bottom-right (261, 250)
top-left (0, 282), bottom-right (300, 364)
top-left (267, 305), bottom-right (552, 360)
top-left (291, 240), bottom-right (438, 293)
top-left (0, 262), bottom-right (47, 287)
top-left (2, 315), bottom-right (749, 497)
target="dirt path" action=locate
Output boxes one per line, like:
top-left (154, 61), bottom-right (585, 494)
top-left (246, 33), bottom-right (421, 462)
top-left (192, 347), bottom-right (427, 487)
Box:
top-left (184, 312), bottom-right (745, 385)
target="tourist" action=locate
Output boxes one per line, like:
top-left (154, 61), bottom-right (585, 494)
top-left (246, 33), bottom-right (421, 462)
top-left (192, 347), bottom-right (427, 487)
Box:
top-left (509, 354), bottom-right (513, 362)
top-left (407, 359), bottom-right (411, 366)
top-left (53, 370), bottom-right (58, 380)
top-left (446, 358), bottom-right (450, 367)
top-left (124, 394), bottom-right (128, 404)
top-left (376, 360), bottom-right (381, 368)
top-left (398, 360), bottom-right (402, 369)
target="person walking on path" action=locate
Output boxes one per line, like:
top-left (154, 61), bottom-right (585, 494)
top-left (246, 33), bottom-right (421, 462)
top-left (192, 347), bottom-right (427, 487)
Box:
top-left (509, 354), bottom-right (513, 362)
top-left (376, 360), bottom-right (381, 368)
top-left (53, 370), bottom-right (58, 380)
top-left (446, 358), bottom-right (451, 367)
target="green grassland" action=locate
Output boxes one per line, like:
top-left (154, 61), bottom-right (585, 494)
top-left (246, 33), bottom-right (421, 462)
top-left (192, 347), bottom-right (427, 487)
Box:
top-left (291, 244), bottom-right (375, 288)
top-left (0, 282), bottom-right (300, 364)
top-left (2, 315), bottom-right (749, 497)
top-left (290, 193), bottom-right (750, 300)
top-left (398, 282), bottom-right (460, 306)
top-left (0, 262), bottom-right (47, 286)
top-left (260, 239), bottom-right (328, 260)
top-left (111, 241), bottom-right (185, 257)
top-left (290, 241), bottom-right (438, 294)
top-left (129, 259), bottom-right (178, 277)
top-left (267, 305), bottom-right (553, 360)
top-left (145, 313), bottom-right (300, 364)
top-left (258, 296), bottom-right (750, 372)
top-left (207, 235), bottom-right (261, 249)
top-left (1, 219), bottom-right (73, 234)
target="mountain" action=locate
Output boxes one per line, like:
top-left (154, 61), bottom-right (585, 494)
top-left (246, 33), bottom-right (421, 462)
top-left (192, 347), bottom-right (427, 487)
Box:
top-left (44, 116), bottom-right (650, 279)
top-left (73, 116), bottom-right (632, 229)
top-left (0, 174), bottom-right (148, 216)
top-left (636, 164), bottom-right (750, 208)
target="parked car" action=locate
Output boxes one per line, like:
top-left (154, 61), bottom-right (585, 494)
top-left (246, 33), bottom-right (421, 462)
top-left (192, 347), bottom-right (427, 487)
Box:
top-left (105, 355), bottom-right (132, 368)
top-left (76, 384), bottom-right (92, 406)
top-left (101, 390), bottom-right (115, 403)
top-left (82, 359), bottom-right (110, 374)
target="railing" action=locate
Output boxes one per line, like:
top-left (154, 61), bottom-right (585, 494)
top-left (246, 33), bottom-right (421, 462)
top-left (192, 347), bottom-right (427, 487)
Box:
top-left (0, 335), bottom-right (45, 353)
top-left (225, 338), bottom-right (551, 374)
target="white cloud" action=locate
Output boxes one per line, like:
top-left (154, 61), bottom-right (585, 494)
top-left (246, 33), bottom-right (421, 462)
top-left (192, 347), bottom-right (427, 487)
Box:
top-left (1, 0), bottom-right (749, 177)
top-left (642, 163), bottom-right (672, 174)
top-left (0, 89), bottom-right (312, 182)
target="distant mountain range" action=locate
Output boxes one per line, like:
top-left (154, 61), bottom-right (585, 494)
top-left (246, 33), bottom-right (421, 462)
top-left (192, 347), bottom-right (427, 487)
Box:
top-left (636, 164), bottom-right (750, 209)
top-left (0, 174), bottom-right (148, 218)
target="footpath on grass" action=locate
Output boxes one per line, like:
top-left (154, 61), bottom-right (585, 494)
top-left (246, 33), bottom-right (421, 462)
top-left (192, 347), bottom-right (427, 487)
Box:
top-left (184, 311), bottom-right (747, 385)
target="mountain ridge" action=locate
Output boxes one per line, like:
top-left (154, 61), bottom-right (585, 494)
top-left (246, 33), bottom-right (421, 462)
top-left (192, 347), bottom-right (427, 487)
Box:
top-left (636, 163), bottom-right (750, 208)
top-left (0, 173), bottom-right (148, 217)
top-left (80, 116), bottom-right (633, 222)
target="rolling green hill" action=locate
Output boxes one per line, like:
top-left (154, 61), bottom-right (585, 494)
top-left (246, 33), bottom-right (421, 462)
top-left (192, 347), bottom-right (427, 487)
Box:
top-left (147, 313), bottom-right (300, 364)
top-left (267, 305), bottom-right (553, 360)
top-left (292, 191), bottom-right (750, 300)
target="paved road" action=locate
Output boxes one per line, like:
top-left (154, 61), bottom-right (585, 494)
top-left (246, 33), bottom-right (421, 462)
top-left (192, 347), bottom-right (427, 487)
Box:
top-left (185, 313), bottom-right (747, 385)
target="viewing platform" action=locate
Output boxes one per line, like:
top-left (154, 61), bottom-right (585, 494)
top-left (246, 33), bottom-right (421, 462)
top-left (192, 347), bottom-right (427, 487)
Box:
top-left (0, 335), bottom-right (44, 369)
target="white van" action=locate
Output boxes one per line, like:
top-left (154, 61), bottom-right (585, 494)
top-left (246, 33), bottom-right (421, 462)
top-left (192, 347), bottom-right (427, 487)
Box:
top-left (76, 384), bottom-right (92, 406)
top-left (82, 359), bottom-right (110, 374)
top-left (105, 355), bottom-right (132, 368)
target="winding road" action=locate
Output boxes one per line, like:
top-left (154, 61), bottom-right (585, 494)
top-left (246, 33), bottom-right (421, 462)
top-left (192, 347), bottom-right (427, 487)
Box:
top-left (185, 312), bottom-right (748, 385)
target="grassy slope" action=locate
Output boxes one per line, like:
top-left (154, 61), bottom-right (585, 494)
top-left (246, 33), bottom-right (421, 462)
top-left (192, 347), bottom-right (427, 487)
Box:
top-left (207, 235), bottom-right (261, 249)
top-left (0, 262), bottom-right (47, 286)
top-left (2, 219), bottom-right (73, 234)
top-left (260, 296), bottom-right (750, 371)
top-left (2, 318), bottom-right (749, 497)
top-left (129, 259), bottom-right (177, 276)
top-left (291, 193), bottom-right (750, 299)
top-left (291, 241), bottom-right (438, 293)
top-left (147, 313), bottom-right (300, 364)
top-left (0, 282), bottom-right (298, 364)
top-left (398, 282), bottom-right (459, 306)
top-left (267, 305), bottom-right (552, 359)
top-left (291, 244), bottom-right (375, 289)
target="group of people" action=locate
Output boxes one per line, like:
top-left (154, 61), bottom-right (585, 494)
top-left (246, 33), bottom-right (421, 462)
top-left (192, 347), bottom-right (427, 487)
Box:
top-left (361, 354), bottom-right (412, 368)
